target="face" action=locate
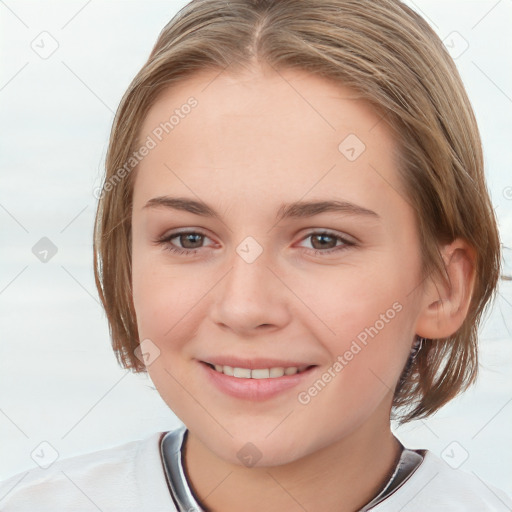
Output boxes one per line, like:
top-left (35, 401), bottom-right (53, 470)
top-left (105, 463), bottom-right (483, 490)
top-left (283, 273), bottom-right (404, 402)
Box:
top-left (131, 66), bottom-right (426, 467)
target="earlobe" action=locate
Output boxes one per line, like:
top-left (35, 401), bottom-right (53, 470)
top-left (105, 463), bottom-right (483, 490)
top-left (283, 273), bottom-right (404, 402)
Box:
top-left (415, 239), bottom-right (476, 340)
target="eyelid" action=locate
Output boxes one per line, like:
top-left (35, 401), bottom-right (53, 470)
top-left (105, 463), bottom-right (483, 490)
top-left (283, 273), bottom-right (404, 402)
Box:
top-left (156, 227), bottom-right (357, 255)
top-left (297, 228), bottom-right (357, 245)
top-left (157, 228), bottom-right (216, 247)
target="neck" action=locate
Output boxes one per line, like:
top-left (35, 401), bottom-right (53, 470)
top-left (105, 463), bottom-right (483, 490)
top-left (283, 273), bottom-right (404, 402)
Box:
top-left (183, 415), bottom-right (401, 512)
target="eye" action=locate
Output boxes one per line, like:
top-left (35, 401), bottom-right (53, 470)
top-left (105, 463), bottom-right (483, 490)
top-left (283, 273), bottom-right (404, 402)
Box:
top-left (298, 231), bottom-right (355, 255)
top-left (155, 230), bottom-right (215, 256)
top-left (155, 229), bottom-right (355, 257)
top-left (173, 232), bottom-right (206, 249)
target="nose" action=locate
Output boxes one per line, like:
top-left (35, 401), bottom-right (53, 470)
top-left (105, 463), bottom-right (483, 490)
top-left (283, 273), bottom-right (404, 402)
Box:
top-left (209, 246), bottom-right (292, 336)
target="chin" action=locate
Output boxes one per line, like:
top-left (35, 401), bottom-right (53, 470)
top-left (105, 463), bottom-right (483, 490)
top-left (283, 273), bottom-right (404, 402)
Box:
top-left (194, 421), bottom-right (319, 468)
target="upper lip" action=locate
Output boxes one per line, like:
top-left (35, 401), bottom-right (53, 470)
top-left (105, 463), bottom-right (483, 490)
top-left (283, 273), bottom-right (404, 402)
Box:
top-left (200, 356), bottom-right (316, 371)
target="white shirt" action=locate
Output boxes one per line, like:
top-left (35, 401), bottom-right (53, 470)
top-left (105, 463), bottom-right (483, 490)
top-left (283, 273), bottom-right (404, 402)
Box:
top-left (1, 430), bottom-right (511, 511)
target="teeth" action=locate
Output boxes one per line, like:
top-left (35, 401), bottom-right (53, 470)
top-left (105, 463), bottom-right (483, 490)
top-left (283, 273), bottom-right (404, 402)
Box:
top-left (270, 367), bottom-right (285, 378)
top-left (251, 368), bottom-right (270, 379)
top-left (233, 367), bottom-right (251, 378)
top-left (210, 364), bottom-right (303, 379)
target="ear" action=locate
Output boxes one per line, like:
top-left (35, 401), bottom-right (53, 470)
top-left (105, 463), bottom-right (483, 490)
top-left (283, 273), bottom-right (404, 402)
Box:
top-left (415, 238), bottom-right (476, 339)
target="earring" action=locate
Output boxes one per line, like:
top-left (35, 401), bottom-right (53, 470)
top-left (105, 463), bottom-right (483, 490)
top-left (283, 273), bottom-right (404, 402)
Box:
top-left (410, 335), bottom-right (426, 360)
top-left (396, 336), bottom-right (427, 390)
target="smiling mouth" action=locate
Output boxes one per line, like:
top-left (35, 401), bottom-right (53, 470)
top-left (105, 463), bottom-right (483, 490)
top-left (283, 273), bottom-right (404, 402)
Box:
top-left (202, 361), bottom-right (316, 379)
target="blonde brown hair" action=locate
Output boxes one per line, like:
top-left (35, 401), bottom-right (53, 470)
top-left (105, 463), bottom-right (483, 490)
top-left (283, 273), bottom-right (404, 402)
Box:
top-left (93, 0), bottom-right (501, 422)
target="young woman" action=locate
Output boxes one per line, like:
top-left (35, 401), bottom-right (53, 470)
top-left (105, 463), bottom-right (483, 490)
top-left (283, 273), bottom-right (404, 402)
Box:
top-left (1, 0), bottom-right (510, 510)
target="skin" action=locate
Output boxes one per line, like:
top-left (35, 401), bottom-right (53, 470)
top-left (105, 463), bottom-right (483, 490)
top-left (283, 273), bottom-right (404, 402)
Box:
top-left (130, 65), bottom-right (474, 512)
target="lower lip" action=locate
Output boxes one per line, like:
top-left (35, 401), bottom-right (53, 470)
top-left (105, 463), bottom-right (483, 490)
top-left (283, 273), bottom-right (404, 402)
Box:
top-left (199, 361), bottom-right (317, 401)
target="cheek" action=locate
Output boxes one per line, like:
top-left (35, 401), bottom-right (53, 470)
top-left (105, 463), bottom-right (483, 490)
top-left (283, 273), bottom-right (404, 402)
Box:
top-left (131, 253), bottom-right (222, 428)
top-left (294, 256), bottom-right (418, 399)
top-left (131, 243), bottom-right (219, 365)
top-left (132, 258), bottom-right (196, 342)
top-left (293, 256), bottom-right (413, 341)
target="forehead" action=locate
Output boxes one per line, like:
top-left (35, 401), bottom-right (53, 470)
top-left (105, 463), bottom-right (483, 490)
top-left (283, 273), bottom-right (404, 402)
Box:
top-left (133, 67), bottom-right (406, 218)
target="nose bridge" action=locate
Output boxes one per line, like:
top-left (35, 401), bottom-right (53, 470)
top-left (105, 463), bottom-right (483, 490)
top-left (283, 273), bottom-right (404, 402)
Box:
top-left (210, 239), bottom-right (290, 332)
top-left (226, 246), bottom-right (270, 298)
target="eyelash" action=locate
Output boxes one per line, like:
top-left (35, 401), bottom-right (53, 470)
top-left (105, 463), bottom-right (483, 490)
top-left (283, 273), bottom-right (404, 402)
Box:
top-left (155, 229), bottom-right (355, 257)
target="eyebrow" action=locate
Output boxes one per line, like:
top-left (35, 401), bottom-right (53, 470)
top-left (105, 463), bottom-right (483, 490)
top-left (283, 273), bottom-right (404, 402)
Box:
top-left (143, 196), bottom-right (380, 222)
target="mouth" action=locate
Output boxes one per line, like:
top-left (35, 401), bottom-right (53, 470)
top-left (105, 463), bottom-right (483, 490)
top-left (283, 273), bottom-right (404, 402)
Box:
top-left (202, 361), bottom-right (315, 379)
top-left (199, 359), bottom-right (318, 401)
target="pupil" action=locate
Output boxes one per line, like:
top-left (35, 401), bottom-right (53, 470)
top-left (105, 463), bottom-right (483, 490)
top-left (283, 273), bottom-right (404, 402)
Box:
top-left (312, 234), bottom-right (335, 250)
top-left (181, 233), bottom-right (203, 248)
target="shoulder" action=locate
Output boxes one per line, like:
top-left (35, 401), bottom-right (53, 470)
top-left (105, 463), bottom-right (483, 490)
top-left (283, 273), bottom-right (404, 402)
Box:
top-left (0, 431), bottom-right (178, 512)
top-left (371, 449), bottom-right (512, 511)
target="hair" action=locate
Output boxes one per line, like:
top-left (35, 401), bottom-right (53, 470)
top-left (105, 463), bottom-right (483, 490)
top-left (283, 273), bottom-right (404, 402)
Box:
top-left (93, 0), bottom-right (501, 422)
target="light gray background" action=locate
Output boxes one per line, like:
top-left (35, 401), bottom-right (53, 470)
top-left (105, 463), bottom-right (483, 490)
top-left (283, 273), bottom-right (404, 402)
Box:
top-left (1, 0), bottom-right (511, 498)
